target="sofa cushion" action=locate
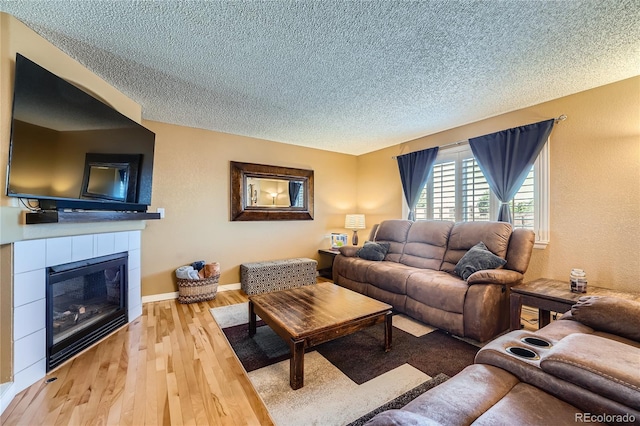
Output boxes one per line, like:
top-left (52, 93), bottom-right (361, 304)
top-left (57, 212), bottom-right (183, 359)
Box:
top-left (454, 242), bottom-right (507, 280)
top-left (441, 221), bottom-right (512, 273)
top-left (473, 382), bottom-right (594, 426)
top-left (401, 364), bottom-right (520, 425)
top-left (540, 333), bottom-right (640, 410)
top-left (373, 220), bottom-right (412, 262)
top-left (356, 241), bottom-right (391, 261)
top-left (399, 220), bottom-right (453, 270)
top-left (570, 296), bottom-right (640, 342)
top-left (365, 261), bottom-right (417, 294)
top-left (333, 255), bottom-right (373, 283)
top-left (406, 270), bottom-right (469, 314)
top-left (364, 409), bottom-right (439, 426)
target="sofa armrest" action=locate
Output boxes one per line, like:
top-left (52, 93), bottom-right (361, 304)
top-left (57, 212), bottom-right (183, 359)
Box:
top-left (570, 296), bottom-right (640, 342)
top-left (338, 246), bottom-right (359, 257)
top-left (466, 269), bottom-right (524, 286)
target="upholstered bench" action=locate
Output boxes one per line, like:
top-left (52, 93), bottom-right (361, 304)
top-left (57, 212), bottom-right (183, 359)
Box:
top-left (240, 258), bottom-right (317, 295)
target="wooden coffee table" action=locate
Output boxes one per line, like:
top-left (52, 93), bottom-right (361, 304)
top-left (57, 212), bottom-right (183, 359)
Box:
top-left (248, 282), bottom-right (392, 390)
top-left (510, 278), bottom-right (640, 331)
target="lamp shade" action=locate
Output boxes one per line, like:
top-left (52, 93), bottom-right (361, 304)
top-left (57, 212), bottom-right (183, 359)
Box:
top-left (345, 214), bottom-right (366, 230)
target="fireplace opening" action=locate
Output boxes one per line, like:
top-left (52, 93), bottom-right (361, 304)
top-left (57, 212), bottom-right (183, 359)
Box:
top-left (46, 252), bottom-right (128, 371)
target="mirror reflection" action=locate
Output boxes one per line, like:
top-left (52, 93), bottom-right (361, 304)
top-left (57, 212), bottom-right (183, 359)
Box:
top-left (84, 164), bottom-right (130, 202)
top-left (246, 177), bottom-right (305, 208)
top-left (230, 161), bottom-right (314, 221)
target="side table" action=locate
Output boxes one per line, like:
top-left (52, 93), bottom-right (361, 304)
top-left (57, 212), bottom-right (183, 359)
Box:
top-left (510, 278), bottom-right (640, 331)
top-left (317, 248), bottom-right (340, 279)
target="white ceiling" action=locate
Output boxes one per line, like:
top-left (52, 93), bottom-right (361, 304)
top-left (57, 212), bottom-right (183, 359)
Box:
top-left (1, 1), bottom-right (639, 155)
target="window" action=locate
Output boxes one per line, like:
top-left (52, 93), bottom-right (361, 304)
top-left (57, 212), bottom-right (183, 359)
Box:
top-left (293, 184), bottom-right (304, 207)
top-left (409, 141), bottom-right (549, 248)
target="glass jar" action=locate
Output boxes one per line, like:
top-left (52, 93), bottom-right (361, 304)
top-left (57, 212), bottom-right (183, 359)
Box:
top-left (570, 269), bottom-right (587, 293)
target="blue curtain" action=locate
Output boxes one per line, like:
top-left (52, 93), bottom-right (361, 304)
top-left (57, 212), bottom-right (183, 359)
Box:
top-left (469, 119), bottom-right (555, 223)
top-left (397, 147), bottom-right (439, 220)
top-left (288, 181), bottom-right (302, 206)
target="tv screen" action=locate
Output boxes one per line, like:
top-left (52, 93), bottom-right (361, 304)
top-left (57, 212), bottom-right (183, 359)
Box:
top-left (6, 54), bottom-right (155, 212)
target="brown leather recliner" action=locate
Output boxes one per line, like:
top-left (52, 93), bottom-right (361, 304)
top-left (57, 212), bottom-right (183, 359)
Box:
top-left (365, 296), bottom-right (640, 425)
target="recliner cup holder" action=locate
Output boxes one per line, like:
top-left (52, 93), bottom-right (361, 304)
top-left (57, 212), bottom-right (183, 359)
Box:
top-left (521, 336), bottom-right (552, 348)
top-left (506, 346), bottom-right (539, 360)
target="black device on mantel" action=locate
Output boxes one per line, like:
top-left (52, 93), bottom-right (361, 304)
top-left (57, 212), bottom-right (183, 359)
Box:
top-left (6, 53), bottom-right (156, 213)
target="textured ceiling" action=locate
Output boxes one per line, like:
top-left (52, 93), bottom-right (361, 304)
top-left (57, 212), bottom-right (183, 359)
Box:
top-left (1, 1), bottom-right (639, 155)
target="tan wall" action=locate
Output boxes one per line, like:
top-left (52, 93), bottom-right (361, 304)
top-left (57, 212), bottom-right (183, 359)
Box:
top-left (141, 121), bottom-right (357, 295)
top-left (357, 77), bottom-right (640, 292)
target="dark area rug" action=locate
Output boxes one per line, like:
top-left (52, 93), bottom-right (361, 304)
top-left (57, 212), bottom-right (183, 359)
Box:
top-left (221, 316), bottom-right (478, 385)
top-left (315, 323), bottom-right (476, 384)
top-left (222, 320), bottom-right (292, 371)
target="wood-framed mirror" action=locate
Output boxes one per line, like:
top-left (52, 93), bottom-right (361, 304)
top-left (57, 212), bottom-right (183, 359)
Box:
top-left (230, 161), bottom-right (314, 221)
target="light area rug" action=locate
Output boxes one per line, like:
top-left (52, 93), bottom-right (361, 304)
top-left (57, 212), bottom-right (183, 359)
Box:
top-left (211, 303), bottom-right (456, 426)
top-left (250, 352), bottom-right (430, 426)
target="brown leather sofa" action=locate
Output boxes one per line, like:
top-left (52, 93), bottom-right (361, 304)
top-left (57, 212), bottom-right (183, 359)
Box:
top-left (333, 219), bottom-right (535, 342)
top-left (365, 296), bottom-right (640, 425)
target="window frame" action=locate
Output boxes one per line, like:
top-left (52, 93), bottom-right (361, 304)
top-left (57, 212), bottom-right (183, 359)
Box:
top-left (402, 140), bottom-right (550, 249)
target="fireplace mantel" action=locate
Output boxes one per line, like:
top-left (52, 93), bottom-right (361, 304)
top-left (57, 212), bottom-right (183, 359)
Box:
top-left (26, 210), bottom-right (161, 225)
top-left (0, 206), bottom-right (151, 245)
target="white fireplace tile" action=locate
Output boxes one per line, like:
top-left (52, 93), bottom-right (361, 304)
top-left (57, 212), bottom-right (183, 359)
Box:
top-left (14, 358), bottom-right (46, 394)
top-left (128, 249), bottom-right (141, 271)
top-left (128, 231), bottom-right (141, 250)
top-left (14, 240), bottom-right (46, 274)
top-left (14, 299), bottom-right (46, 340)
top-left (128, 284), bottom-right (141, 310)
top-left (129, 304), bottom-right (142, 321)
top-left (14, 328), bottom-right (46, 374)
top-left (114, 232), bottom-right (129, 253)
top-left (14, 269), bottom-right (45, 308)
top-left (128, 263), bottom-right (141, 285)
top-left (71, 235), bottom-right (95, 261)
top-left (97, 233), bottom-right (116, 256)
top-left (46, 237), bottom-right (73, 267)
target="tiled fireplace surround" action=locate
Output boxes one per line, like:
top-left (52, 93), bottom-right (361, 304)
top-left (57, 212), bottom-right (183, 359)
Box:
top-left (2, 230), bottom-right (142, 412)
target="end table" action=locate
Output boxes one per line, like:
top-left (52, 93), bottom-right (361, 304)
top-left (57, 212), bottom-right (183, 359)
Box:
top-left (510, 278), bottom-right (640, 331)
top-left (317, 248), bottom-right (340, 279)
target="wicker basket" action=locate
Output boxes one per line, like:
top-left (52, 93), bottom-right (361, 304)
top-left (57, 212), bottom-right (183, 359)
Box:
top-left (177, 274), bottom-right (219, 304)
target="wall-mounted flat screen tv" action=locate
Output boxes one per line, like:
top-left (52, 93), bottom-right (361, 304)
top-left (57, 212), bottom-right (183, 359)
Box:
top-left (6, 53), bottom-right (155, 212)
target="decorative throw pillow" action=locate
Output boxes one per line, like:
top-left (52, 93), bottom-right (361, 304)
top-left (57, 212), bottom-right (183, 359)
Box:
top-left (454, 242), bottom-right (506, 281)
top-left (356, 241), bottom-right (391, 261)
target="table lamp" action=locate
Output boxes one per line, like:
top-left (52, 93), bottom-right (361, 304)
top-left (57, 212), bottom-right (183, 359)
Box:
top-left (345, 214), bottom-right (366, 245)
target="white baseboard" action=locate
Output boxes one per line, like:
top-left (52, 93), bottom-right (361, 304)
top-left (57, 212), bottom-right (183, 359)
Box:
top-left (141, 283), bottom-right (242, 304)
top-left (219, 283), bottom-right (241, 291)
top-left (141, 292), bottom-right (178, 303)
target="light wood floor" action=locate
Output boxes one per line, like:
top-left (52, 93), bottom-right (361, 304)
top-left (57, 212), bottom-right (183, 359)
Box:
top-left (2, 281), bottom-right (546, 425)
top-left (1, 290), bottom-right (274, 426)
